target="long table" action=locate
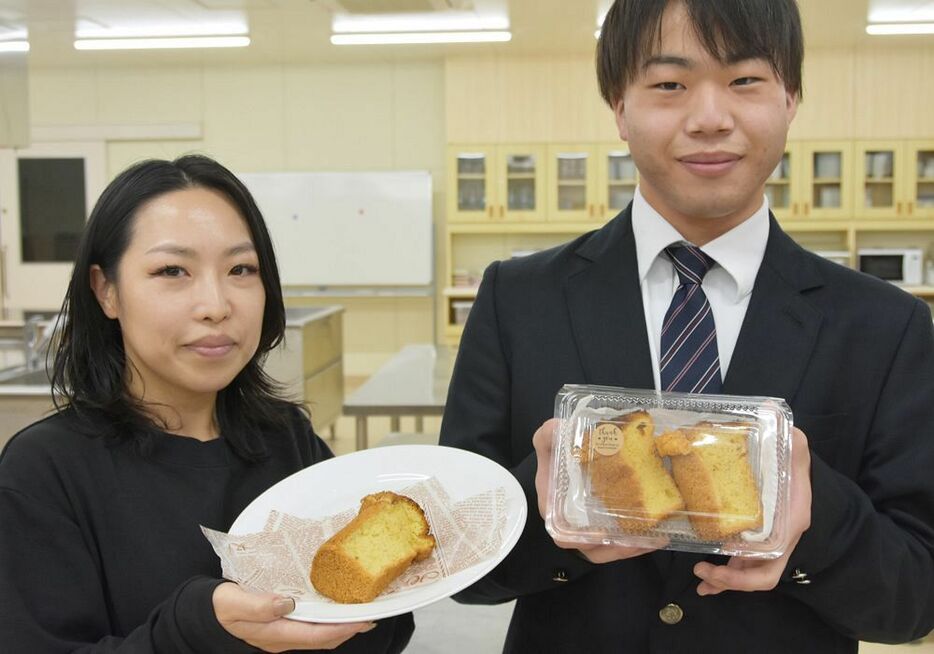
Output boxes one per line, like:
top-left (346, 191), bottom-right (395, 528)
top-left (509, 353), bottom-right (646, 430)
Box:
top-left (342, 344), bottom-right (454, 450)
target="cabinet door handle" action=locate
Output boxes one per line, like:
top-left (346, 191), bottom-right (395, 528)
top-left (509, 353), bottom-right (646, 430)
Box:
top-left (600, 204), bottom-right (606, 217)
top-left (792, 202), bottom-right (798, 216)
top-left (909, 201), bottom-right (915, 215)
top-left (499, 205), bottom-right (505, 219)
top-left (804, 202), bottom-right (810, 216)
top-left (897, 201), bottom-right (903, 215)
top-left (487, 206), bottom-right (493, 218)
top-left (589, 204), bottom-right (594, 218)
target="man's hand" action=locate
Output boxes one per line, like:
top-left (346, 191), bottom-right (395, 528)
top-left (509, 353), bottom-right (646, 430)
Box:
top-left (213, 582), bottom-right (376, 652)
top-left (693, 427), bottom-right (812, 595)
top-left (533, 418), bottom-right (664, 564)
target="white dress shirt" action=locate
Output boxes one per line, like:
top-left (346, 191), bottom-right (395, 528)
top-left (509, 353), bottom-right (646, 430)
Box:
top-left (631, 188), bottom-right (770, 391)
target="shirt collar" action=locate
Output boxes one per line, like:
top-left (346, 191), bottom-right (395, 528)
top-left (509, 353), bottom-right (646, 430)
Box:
top-left (631, 187), bottom-right (770, 301)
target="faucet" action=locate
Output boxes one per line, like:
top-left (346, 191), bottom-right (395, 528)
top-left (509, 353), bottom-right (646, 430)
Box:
top-left (23, 314), bottom-right (61, 372)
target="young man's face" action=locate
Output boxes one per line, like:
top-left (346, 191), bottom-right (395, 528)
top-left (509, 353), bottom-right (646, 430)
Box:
top-left (615, 1), bottom-right (797, 232)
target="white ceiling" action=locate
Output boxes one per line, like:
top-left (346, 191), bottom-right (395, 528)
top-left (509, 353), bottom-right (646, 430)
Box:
top-left (0, 0), bottom-right (929, 68)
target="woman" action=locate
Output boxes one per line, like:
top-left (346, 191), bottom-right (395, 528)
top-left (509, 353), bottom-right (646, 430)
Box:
top-left (0, 155), bottom-right (413, 653)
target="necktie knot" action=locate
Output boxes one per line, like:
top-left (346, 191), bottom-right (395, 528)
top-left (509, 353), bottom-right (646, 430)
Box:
top-left (665, 245), bottom-right (715, 287)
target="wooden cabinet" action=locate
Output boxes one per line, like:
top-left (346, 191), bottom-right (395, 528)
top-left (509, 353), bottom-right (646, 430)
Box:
top-left (800, 141), bottom-right (854, 220)
top-left (443, 139), bottom-right (934, 342)
top-left (600, 144), bottom-right (639, 219)
top-left (547, 145), bottom-right (596, 222)
top-left (764, 146), bottom-right (799, 220)
top-left (851, 140), bottom-right (934, 220)
top-left (545, 144), bottom-right (639, 223)
top-left (768, 141), bottom-right (854, 220)
top-left (442, 224), bottom-right (598, 341)
top-left (447, 144), bottom-right (546, 223)
top-left (853, 141), bottom-right (909, 219)
top-left (907, 141), bottom-right (934, 220)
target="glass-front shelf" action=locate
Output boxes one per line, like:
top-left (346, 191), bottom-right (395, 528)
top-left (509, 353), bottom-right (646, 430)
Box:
top-left (506, 154), bottom-right (537, 211)
top-left (765, 184), bottom-right (790, 209)
top-left (812, 152), bottom-right (843, 208)
top-left (607, 151), bottom-right (637, 211)
top-left (556, 153), bottom-right (588, 210)
top-left (765, 153), bottom-right (791, 210)
top-left (456, 153), bottom-right (488, 212)
top-left (917, 152), bottom-right (934, 207)
top-left (607, 152), bottom-right (637, 182)
top-left (608, 184), bottom-right (635, 210)
top-left (457, 178), bottom-right (486, 212)
top-left (863, 151), bottom-right (895, 209)
top-left (918, 181), bottom-right (934, 208)
top-left (813, 182), bottom-right (842, 208)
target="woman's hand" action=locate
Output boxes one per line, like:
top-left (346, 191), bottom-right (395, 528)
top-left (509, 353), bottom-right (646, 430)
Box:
top-left (213, 582), bottom-right (375, 652)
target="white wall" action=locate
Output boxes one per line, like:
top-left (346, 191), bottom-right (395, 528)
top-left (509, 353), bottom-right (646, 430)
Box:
top-left (27, 61), bottom-right (447, 375)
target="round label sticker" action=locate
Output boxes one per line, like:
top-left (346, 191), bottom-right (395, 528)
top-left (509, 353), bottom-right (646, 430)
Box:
top-left (592, 423), bottom-right (623, 456)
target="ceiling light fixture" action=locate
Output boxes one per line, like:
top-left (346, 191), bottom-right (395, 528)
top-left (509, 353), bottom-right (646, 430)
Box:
top-left (866, 22), bottom-right (934, 35)
top-left (332, 14), bottom-right (509, 34)
top-left (74, 35), bottom-right (250, 50)
top-left (331, 31), bottom-right (511, 45)
top-left (0, 40), bottom-right (29, 53)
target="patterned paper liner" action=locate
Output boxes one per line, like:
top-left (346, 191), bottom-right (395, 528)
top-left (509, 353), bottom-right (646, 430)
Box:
top-left (202, 477), bottom-right (508, 600)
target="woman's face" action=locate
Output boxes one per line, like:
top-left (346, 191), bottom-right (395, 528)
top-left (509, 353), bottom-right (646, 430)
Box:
top-left (91, 186), bottom-right (266, 407)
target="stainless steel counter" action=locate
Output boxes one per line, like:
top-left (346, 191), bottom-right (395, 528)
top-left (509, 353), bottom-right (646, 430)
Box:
top-left (0, 305), bottom-right (346, 446)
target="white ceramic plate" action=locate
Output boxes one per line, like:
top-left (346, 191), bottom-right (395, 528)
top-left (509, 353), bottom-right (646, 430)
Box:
top-left (229, 444), bottom-right (527, 623)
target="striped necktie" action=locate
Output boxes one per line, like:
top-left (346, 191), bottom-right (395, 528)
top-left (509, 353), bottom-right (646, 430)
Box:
top-left (659, 245), bottom-right (722, 394)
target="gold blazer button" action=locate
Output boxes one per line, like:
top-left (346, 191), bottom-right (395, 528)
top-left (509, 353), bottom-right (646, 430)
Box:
top-left (659, 603), bottom-right (684, 625)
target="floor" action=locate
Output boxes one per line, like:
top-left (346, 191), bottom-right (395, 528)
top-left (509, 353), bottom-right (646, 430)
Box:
top-left (329, 378), bottom-right (934, 653)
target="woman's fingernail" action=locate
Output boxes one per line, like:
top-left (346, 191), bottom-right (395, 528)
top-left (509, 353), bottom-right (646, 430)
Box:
top-left (273, 597), bottom-right (296, 616)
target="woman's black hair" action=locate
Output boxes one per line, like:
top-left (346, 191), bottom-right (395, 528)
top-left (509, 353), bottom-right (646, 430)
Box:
top-left (51, 154), bottom-right (299, 461)
top-left (597, 0), bottom-right (804, 107)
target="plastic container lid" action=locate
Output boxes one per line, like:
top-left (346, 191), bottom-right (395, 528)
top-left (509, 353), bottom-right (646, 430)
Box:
top-left (546, 384), bottom-right (793, 558)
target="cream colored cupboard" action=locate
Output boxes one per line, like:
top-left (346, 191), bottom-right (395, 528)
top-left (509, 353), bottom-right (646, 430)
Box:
top-left (766, 141), bottom-right (855, 220)
top-left (447, 144), bottom-right (546, 223)
top-left (443, 138), bottom-right (934, 341)
top-left (852, 140), bottom-right (934, 220)
top-left (545, 144), bottom-right (639, 223)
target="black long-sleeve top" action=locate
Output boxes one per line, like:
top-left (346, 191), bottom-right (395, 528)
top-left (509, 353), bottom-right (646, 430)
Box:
top-left (0, 408), bottom-right (413, 653)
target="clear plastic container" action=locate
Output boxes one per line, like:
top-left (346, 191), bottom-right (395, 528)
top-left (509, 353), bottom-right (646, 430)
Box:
top-left (546, 384), bottom-right (793, 558)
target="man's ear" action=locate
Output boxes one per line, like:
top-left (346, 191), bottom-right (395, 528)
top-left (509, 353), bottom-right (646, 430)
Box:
top-left (90, 265), bottom-right (118, 319)
top-left (614, 98), bottom-right (630, 141)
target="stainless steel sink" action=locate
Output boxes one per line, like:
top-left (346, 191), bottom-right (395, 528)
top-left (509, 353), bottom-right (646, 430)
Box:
top-left (0, 366), bottom-right (52, 386)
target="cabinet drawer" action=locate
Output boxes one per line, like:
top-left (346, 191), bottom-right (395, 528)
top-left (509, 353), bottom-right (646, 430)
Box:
top-left (305, 359), bottom-right (343, 433)
top-left (303, 313), bottom-right (343, 376)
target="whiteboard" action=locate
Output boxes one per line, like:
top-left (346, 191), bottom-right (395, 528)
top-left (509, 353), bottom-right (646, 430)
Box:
top-left (237, 171), bottom-right (433, 287)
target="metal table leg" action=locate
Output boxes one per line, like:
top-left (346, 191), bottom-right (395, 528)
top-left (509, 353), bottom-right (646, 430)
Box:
top-left (355, 416), bottom-right (368, 450)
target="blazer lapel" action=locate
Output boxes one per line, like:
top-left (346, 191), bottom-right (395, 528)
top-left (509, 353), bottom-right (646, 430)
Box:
top-left (663, 216), bottom-right (825, 595)
top-left (564, 208), bottom-right (655, 390)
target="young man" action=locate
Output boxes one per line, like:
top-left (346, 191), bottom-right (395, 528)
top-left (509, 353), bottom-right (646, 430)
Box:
top-left (439, 1), bottom-right (934, 652)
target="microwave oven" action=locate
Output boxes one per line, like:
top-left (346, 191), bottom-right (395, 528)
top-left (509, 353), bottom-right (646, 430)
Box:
top-left (857, 248), bottom-right (924, 285)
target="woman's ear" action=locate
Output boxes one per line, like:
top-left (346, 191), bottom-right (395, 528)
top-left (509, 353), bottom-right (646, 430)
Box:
top-left (90, 265), bottom-right (118, 319)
